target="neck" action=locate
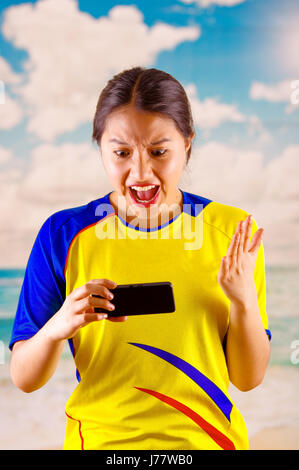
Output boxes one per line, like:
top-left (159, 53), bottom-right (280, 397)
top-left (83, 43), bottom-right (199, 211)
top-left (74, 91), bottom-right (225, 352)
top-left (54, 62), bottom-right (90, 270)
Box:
top-left (109, 188), bottom-right (183, 229)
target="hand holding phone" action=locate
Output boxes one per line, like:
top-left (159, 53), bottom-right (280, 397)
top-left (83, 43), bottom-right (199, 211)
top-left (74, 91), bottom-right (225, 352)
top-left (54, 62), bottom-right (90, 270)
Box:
top-left (93, 281), bottom-right (175, 317)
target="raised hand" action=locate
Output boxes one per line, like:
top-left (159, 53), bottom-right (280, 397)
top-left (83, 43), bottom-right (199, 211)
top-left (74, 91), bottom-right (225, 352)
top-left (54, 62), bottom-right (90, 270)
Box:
top-left (217, 215), bottom-right (264, 308)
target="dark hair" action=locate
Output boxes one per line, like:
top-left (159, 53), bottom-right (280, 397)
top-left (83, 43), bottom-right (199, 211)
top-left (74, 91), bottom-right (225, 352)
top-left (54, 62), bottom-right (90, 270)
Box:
top-left (92, 67), bottom-right (195, 163)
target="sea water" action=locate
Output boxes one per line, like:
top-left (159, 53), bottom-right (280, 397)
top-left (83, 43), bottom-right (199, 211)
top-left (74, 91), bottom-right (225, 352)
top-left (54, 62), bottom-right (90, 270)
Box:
top-left (0, 266), bottom-right (299, 366)
top-left (0, 268), bottom-right (72, 361)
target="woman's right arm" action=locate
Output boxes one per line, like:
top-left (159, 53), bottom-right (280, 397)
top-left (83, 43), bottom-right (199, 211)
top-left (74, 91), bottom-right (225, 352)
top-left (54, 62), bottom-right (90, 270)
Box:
top-left (10, 279), bottom-right (126, 393)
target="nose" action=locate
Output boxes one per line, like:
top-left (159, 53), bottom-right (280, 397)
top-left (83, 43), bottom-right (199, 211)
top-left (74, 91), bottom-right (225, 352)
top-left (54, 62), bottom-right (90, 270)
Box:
top-left (129, 151), bottom-right (153, 182)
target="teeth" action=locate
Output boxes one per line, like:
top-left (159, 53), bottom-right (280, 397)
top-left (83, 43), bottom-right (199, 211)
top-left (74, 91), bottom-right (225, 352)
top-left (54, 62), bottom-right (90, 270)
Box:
top-left (135, 193), bottom-right (157, 202)
top-left (131, 184), bottom-right (156, 191)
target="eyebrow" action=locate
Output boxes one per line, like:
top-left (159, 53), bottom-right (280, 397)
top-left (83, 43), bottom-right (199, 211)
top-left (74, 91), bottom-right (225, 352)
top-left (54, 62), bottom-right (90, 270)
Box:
top-left (108, 138), bottom-right (171, 145)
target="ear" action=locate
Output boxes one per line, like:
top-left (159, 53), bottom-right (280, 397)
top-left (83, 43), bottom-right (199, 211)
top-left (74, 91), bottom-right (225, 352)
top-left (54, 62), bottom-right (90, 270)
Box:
top-left (185, 132), bottom-right (195, 152)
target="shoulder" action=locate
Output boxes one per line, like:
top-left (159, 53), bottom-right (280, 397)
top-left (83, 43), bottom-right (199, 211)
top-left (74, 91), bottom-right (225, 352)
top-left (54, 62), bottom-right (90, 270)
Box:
top-left (204, 200), bottom-right (252, 240)
top-left (183, 190), bottom-right (253, 240)
top-left (37, 193), bottom-right (113, 244)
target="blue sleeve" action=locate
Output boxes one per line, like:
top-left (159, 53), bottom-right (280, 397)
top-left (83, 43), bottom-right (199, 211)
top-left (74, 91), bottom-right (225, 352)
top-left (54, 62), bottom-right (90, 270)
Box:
top-left (9, 215), bottom-right (66, 350)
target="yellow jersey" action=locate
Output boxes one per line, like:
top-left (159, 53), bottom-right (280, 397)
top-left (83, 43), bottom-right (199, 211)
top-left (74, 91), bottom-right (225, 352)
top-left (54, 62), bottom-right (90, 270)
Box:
top-left (10, 189), bottom-right (271, 450)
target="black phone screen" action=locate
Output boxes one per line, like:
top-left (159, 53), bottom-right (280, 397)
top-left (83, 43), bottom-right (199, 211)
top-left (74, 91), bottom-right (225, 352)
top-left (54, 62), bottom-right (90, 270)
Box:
top-left (94, 281), bottom-right (175, 317)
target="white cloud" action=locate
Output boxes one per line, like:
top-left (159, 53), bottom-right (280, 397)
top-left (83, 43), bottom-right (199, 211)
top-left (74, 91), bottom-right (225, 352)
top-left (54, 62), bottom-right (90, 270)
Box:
top-left (180, 0), bottom-right (246, 7)
top-left (0, 0), bottom-right (296, 267)
top-left (1, 140), bottom-right (298, 267)
top-left (183, 141), bottom-right (265, 205)
top-left (250, 80), bottom-right (293, 102)
top-left (180, 141), bottom-right (299, 266)
top-left (18, 142), bottom-right (110, 206)
top-left (186, 83), bottom-right (271, 144)
top-left (250, 79), bottom-right (299, 114)
top-left (2, 0), bottom-right (200, 141)
top-left (0, 141), bottom-right (113, 267)
top-left (186, 83), bottom-right (246, 130)
top-left (0, 146), bottom-right (14, 165)
top-left (263, 145), bottom-right (299, 201)
top-left (0, 57), bottom-right (24, 128)
top-left (185, 142), bottom-right (299, 207)
top-left (0, 93), bottom-right (23, 129)
top-left (0, 56), bottom-right (22, 85)
top-left (247, 115), bottom-right (272, 146)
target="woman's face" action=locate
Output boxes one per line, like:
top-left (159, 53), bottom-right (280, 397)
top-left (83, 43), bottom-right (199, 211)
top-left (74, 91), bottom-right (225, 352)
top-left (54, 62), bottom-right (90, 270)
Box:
top-left (100, 104), bottom-right (193, 224)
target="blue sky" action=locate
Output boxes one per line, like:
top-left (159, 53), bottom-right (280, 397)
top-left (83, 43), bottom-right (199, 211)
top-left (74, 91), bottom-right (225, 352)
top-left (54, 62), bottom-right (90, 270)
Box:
top-left (0, 0), bottom-right (298, 267)
top-left (0, 0), bottom-right (298, 162)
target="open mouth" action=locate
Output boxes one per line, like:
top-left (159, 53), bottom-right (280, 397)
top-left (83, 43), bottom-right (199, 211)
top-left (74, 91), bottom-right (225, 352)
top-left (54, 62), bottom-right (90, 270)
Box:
top-left (129, 184), bottom-right (160, 206)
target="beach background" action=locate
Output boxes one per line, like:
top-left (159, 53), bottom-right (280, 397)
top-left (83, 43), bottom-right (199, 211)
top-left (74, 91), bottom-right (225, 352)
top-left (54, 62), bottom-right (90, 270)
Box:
top-left (0, 266), bottom-right (298, 450)
top-left (0, 0), bottom-right (299, 450)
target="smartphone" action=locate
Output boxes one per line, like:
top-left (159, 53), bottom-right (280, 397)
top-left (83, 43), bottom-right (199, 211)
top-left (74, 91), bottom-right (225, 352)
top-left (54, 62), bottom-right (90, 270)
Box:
top-left (93, 281), bottom-right (175, 317)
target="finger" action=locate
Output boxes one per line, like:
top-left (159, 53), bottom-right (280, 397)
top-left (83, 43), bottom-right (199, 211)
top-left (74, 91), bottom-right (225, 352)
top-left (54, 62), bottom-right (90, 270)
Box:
top-left (89, 295), bottom-right (116, 312)
top-left (243, 215), bottom-right (252, 252)
top-left (237, 220), bottom-right (245, 261)
top-left (220, 256), bottom-right (228, 276)
top-left (227, 230), bottom-right (240, 270)
top-left (248, 228), bottom-right (264, 255)
top-left (233, 231), bottom-right (240, 267)
top-left (89, 278), bottom-right (118, 288)
top-left (108, 316), bottom-right (128, 322)
top-left (74, 312), bottom-right (108, 328)
top-left (88, 313), bottom-right (108, 322)
top-left (90, 286), bottom-right (115, 301)
top-left (75, 296), bottom-right (115, 315)
top-left (73, 279), bottom-right (117, 300)
top-left (226, 227), bottom-right (239, 267)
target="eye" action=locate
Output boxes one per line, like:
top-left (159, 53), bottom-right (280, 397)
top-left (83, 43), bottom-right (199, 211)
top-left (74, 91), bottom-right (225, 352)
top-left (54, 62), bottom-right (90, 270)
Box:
top-left (114, 150), bottom-right (129, 158)
top-left (151, 149), bottom-right (167, 157)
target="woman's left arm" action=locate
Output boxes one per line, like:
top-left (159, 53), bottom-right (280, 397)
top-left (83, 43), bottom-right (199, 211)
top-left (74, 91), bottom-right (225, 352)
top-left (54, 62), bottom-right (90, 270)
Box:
top-left (217, 215), bottom-right (270, 392)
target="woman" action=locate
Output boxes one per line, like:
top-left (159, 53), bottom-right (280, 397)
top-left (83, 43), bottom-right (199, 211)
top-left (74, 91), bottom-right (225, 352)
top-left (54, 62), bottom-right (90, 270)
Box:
top-left (9, 67), bottom-right (271, 450)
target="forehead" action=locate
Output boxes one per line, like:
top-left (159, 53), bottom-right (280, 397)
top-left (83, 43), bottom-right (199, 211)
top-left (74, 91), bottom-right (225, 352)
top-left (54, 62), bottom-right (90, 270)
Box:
top-left (103, 105), bottom-right (178, 140)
